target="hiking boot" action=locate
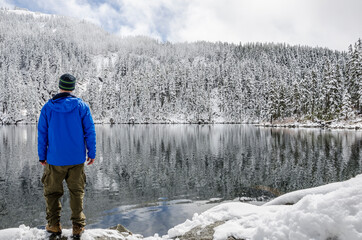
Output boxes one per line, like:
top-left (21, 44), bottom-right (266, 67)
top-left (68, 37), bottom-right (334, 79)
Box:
top-left (72, 223), bottom-right (85, 237)
top-left (46, 223), bottom-right (62, 234)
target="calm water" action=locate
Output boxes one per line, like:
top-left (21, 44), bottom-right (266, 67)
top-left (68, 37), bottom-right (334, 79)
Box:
top-left (0, 125), bottom-right (362, 236)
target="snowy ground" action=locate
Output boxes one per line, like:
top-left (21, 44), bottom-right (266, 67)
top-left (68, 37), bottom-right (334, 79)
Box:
top-left (0, 225), bottom-right (143, 240)
top-left (1, 174), bottom-right (362, 239)
top-left (163, 174), bottom-right (362, 240)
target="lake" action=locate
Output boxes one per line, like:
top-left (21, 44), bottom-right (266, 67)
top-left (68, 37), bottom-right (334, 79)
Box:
top-left (0, 125), bottom-right (361, 237)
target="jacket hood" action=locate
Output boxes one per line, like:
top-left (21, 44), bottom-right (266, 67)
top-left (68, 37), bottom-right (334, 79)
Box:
top-left (47, 96), bottom-right (81, 113)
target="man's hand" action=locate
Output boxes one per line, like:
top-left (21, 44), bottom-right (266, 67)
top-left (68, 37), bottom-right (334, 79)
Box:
top-left (40, 160), bottom-right (47, 166)
top-left (87, 157), bottom-right (95, 165)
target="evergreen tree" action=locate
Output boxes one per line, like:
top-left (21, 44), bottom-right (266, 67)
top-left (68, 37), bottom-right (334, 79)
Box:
top-left (0, 9), bottom-right (359, 124)
top-left (340, 88), bottom-right (354, 120)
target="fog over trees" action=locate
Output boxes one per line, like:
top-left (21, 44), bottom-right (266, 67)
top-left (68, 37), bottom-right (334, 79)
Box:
top-left (0, 9), bottom-right (361, 124)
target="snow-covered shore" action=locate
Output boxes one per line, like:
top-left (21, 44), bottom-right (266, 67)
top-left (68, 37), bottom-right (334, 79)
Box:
top-left (1, 174), bottom-right (362, 239)
top-left (163, 174), bottom-right (362, 240)
top-left (255, 117), bottom-right (362, 130)
top-left (10, 117), bottom-right (362, 130)
top-left (0, 225), bottom-right (141, 240)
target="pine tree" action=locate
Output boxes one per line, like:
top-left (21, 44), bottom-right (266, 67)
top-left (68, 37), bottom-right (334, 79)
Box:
top-left (0, 10), bottom-right (357, 124)
top-left (340, 89), bottom-right (354, 120)
top-left (346, 41), bottom-right (361, 112)
top-left (357, 39), bottom-right (362, 113)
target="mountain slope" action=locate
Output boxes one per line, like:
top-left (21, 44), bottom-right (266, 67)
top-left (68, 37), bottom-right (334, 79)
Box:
top-left (0, 9), bottom-right (360, 124)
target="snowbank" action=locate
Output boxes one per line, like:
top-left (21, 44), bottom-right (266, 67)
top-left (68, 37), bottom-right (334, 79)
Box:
top-left (165, 174), bottom-right (362, 240)
top-left (2, 175), bottom-right (362, 239)
top-left (0, 225), bottom-right (142, 240)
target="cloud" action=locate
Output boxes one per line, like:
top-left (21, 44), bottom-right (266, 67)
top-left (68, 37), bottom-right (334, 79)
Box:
top-left (10, 0), bottom-right (123, 31)
top-left (167, 0), bottom-right (362, 51)
top-left (4, 0), bottom-right (362, 51)
top-left (7, 0), bottom-right (183, 41)
top-left (114, 0), bottom-right (187, 41)
top-left (0, 0), bottom-right (14, 8)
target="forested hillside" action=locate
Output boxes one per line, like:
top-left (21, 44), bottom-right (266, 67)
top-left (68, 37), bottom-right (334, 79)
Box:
top-left (0, 9), bottom-right (361, 124)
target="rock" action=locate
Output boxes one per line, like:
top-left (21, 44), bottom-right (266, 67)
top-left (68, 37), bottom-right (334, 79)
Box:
top-left (175, 221), bottom-right (246, 240)
top-left (110, 224), bottom-right (133, 235)
top-left (227, 237), bottom-right (246, 240)
top-left (176, 221), bottom-right (225, 240)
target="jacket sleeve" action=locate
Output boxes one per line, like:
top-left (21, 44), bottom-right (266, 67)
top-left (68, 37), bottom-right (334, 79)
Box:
top-left (37, 106), bottom-right (48, 161)
top-left (81, 103), bottom-right (96, 159)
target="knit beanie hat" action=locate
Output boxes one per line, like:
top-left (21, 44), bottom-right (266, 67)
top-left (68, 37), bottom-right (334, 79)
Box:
top-left (59, 73), bottom-right (76, 91)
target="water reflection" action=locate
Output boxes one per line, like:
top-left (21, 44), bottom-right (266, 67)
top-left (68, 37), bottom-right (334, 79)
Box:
top-left (0, 125), bottom-right (361, 235)
top-left (88, 199), bottom-right (220, 237)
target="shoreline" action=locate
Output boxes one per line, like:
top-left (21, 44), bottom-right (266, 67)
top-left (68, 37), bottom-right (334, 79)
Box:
top-left (2, 174), bottom-right (362, 239)
top-left (2, 118), bottom-right (362, 130)
top-left (254, 118), bottom-right (362, 130)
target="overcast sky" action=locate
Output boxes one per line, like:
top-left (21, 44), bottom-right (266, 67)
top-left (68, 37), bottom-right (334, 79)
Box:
top-left (1, 0), bottom-right (361, 51)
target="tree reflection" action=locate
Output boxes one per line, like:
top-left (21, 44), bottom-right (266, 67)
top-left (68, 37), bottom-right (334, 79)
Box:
top-left (0, 125), bottom-right (361, 229)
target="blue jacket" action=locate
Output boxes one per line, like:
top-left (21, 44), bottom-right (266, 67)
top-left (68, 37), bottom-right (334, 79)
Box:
top-left (38, 93), bottom-right (96, 166)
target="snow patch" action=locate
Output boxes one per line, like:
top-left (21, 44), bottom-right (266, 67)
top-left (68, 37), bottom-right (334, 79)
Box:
top-left (0, 225), bottom-right (143, 240)
top-left (166, 174), bottom-right (362, 240)
top-left (257, 117), bottom-right (362, 130)
top-left (93, 53), bottom-right (119, 74)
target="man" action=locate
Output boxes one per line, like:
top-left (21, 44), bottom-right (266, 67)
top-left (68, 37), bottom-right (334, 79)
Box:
top-left (38, 73), bottom-right (96, 238)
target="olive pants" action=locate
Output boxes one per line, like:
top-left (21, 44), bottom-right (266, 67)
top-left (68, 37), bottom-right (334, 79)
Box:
top-left (42, 163), bottom-right (86, 227)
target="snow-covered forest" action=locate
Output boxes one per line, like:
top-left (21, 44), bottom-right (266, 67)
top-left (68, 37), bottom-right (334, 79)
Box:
top-left (0, 9), bottom-right (361, 124)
